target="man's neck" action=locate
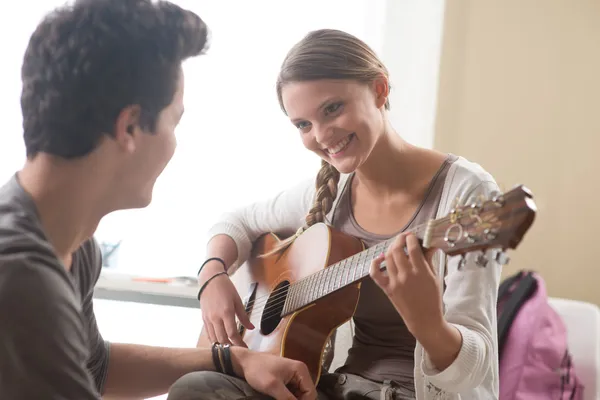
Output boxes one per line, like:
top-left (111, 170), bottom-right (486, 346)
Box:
top-left (18, 155), bottom-right (109, 269)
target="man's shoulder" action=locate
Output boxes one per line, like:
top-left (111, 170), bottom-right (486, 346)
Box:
top-left (0, 176), bottom-right (74, 296)
top-left (0, 251), bottom-right (77, 315)
top-left (0, 175), bottom-right (50, 253)
top-left (75, 237), bottom-right (104, 287)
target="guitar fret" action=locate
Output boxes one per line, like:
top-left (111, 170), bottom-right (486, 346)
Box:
top-left (361, 251), bottom-right (369, 277)
top-left (332, 265), bottom-right (340, 292)
top-left (300, 275), bottom-right (311, 309)
top-left (282, 285), bottom-right (290, 315)
top-left (308, 273), bottom-right (318, 305)
top-left (314, 271), bottom-right (322, 301)
top-left (294, 282), bottom-right (303, 311)
top-left (327, 268), bottom-right (335, 293)
top-left (315, 271), bottom-right (325, 302)
top-left (335, 265), bottom-right (341, 289)
top-left (290, 281), bottom-right (305, 310)
top-left (351, 256), bottom-right (359, 282)
top-left (285, 283), bottom-right (296, 315)
top-left (298, 275), bottom-right (308, 308)
top-left (343, 258), bottom-right (350, 285)
top-left (335, 264), bottom-right (344, 290)
top-left (315, 271), bottom-right (324, 301)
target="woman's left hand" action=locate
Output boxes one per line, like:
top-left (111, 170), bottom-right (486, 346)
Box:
top-left (370, 232), bottom-right (444, 337)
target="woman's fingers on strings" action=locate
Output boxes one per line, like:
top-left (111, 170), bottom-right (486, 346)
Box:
top-left (389, 232), bottom-right (411, 276)
top-left (406, 233), bottom-right (427, 271)
top-left (370, 252), bottom-right (389, 287)
top-left (235, 296), bottom-right (255, 330)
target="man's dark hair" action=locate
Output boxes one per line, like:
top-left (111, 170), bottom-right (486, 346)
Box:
top-left (20, 0), bottom-right (209, 159)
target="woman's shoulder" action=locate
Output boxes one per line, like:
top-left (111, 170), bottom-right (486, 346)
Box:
top-left (440, 155), bottom-right (501, 212)
top-left (448, 155), bottom-right (497, 186)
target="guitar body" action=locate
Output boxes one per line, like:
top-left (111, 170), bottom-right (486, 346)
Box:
top-left (197, 223), bottom-right (365, 384)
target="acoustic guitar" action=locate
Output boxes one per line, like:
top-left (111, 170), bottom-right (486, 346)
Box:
top-left (197, 185), bottom-right (537, 384)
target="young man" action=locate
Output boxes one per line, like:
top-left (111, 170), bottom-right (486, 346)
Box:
top-left (0, 1), bottom-right (316, 399)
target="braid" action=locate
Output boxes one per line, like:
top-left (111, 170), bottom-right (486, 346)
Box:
top-left (305, 159), bottom-right (340, 227)
top-left (260, 160), bottom-right (340, 257)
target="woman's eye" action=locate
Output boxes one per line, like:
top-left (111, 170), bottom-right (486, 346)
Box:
top-left (324, 102), bottom-right (343, 115)
top-left (295, 121), bottom-right (311, 131)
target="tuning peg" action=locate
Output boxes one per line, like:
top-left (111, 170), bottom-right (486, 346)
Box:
top-left (458, 256), bottom-right (466, 270)
top-left (466, 233), bottom-right (477, 243)
top-left (495, 251), bottom-right (510, 265)
top-left (475, 252), bottom-right (488, 267)
top-left (483, 228), bottom-right (497, 240)
top-left (491, 194), bottom-right (505, 207)
top-left (469, 202), bottom-right (482, 213)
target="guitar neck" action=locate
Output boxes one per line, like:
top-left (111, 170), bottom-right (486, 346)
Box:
top-left (280, 184), bottom-right (538, 316)
top-left (281, 228), bottom-right (427, 316)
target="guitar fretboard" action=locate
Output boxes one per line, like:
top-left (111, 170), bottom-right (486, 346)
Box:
top-left (281, 240), bottom-right (389, 316)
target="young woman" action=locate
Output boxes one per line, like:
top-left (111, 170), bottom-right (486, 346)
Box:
top-left (184, 29), bottom-right (502, 400)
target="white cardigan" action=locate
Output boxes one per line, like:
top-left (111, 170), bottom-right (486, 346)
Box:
top-left (206, 156), bottom-right (502, 400)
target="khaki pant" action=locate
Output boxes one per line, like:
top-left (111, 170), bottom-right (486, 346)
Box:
top-left (167, 371), bottom-right (416, 400)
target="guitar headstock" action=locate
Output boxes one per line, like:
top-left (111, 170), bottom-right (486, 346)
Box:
top-left (424, 185), bottom-right (536, 261)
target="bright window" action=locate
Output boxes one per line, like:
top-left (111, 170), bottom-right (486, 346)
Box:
top-left (93, 0), bottom-right (378, 277)
top-left (0, 0), bottom-right (446, 279)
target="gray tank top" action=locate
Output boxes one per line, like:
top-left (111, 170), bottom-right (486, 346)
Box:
top-left (331, 154), bottom-right (457, 386)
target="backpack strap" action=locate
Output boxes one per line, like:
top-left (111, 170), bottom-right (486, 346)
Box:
top-left (497, 271), bottom-right (538, 357)
top-left (498, 270), bottom-right (526, 300)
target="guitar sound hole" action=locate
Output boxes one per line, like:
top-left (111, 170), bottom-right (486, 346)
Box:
top-left (261, 280), bottom-right (289, 335)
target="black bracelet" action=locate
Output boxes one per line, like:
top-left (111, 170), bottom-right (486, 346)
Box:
top-left (197, 257), bottom-right (227, 276)
top-left (211, 342), bottom-right (223, 373)
top-left (221, 343), bottom-right (236, 377)
top-left (197, 271), bottom-right (228, 301)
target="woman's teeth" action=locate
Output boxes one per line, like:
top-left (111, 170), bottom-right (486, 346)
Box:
top-left (327, 134), bottom-right (354, 155)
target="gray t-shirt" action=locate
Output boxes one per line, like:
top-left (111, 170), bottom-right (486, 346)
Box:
top-left (0, 175), bottom-right (109, 399)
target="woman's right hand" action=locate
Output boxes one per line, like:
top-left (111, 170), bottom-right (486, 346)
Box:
top-left (198, 260), bottom-right (254, 347)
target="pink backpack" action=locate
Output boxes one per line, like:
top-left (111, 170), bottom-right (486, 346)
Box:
top-left (497, 270), bottom-right (584, 399)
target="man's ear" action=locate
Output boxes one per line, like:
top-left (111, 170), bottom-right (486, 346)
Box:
top-left (372, 75), bottom-right (390, 109)
top-left (114, 105), bottom-right (142, 153)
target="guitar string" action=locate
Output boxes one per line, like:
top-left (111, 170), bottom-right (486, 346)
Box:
top-left (241, 212), bottom-right (482, 317)
top-left (235, 197), bottom-right (513, 323)
top-left (246, 212), bottom-right (513, 322)
top-left (238, 223), bottom-right (444, 319)
top-left (239, 222), bottom-right (430, 313)
top-left (256, 230), bottom-right (507, 323)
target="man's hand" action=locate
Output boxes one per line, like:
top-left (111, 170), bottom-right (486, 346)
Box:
top-left (231, 347), bottom-right (317, 400)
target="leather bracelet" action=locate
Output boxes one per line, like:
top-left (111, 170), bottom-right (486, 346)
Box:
top-left (221, 343), bottom-right (236, 377)
top-left (197, 257), bottom-right (227, 276)
top-left (211, 342), bottom-right (223, 373)
top-left (197, 271), bottom-right (228, 301)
